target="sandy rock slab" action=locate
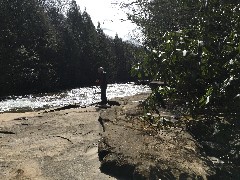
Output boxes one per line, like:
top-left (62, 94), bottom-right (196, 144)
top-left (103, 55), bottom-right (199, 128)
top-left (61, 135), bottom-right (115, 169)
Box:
top-left (98, 94), bottom-right (216, 179)
top-left (0, 107), bottom-right (115, 180)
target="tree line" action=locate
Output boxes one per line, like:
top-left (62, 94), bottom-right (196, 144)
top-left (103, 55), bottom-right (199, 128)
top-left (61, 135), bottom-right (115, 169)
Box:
top-left (0, 0), bottom-right (140, 97)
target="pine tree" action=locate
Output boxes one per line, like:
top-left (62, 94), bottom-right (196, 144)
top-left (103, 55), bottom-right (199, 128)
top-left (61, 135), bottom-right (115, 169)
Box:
top-left (0, 0), bottom-right (57, 95)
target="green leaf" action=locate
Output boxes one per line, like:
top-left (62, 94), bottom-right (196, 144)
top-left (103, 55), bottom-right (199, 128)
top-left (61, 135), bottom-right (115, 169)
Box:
top-left (137, 72), bottom-right (142, 79)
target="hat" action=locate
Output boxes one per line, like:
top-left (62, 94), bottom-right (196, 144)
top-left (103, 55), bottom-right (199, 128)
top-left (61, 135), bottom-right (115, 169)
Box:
top-left (98, 67), bottom-right (104, 73)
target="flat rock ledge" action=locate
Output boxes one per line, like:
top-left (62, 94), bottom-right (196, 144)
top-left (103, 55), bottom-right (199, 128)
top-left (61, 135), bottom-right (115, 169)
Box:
top-left (98, 93), bottom-right (216, 179)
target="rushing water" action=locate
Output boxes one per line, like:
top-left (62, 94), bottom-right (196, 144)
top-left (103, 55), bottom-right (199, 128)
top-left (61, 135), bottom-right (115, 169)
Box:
top-left (0, 83), bottom-right (151, 113)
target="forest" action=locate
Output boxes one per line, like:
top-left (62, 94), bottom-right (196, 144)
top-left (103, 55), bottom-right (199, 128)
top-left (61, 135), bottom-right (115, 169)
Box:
top-left (0, 0), bottom-right (141, 97)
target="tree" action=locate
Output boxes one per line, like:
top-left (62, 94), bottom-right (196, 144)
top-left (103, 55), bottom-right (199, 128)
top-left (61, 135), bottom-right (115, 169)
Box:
top-left (114, 34), bottom-right (129, 82)
top-left (95, 23), bottom-right (116, 82)
top-left (65, 0), bottom-right (85, 86)
top-left (126, 0), bottom-right (240, 118)
top-left (0, 0), bottom-right (58, 95)
top-left (81, 11), bottom-right (98, 84)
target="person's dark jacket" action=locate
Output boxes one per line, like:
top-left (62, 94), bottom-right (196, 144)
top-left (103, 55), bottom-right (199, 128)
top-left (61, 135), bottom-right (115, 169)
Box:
top-left (99, 71), bottom-right (107, 89)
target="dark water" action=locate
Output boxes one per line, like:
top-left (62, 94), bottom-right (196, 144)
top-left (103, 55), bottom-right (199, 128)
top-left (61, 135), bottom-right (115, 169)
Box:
top-left (0, 83), bottom-right (150, 112)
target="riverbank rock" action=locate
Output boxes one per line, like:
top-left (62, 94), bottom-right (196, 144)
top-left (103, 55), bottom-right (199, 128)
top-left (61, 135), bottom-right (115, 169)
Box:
top-left (98, 93), bottom-right (216, 179)
top-left (0, 107), bottom-right (115, 180)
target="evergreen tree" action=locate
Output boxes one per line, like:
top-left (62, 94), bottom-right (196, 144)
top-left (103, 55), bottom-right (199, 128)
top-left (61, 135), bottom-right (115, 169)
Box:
top-left (81, 11), bottom-right (98, 84)
top-left (114, 34), bottom-right (128, 82)
top-left (95, 23), bottom-right (116, 82)
top-left (66, 0), bottom-right (84, 86)
top-left (0, 0), bottom-right (57, 95)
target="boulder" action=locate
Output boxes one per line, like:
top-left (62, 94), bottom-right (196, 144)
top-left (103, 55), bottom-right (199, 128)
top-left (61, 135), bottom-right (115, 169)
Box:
top-left (98, 94), bottom-right (216, 179)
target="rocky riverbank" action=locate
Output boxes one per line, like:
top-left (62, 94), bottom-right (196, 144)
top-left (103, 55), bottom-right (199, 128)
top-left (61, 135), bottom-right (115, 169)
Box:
top-left (98, 94), bottom-right (216, 179)
top-left (98, 93), bottom-right (240, 179)
top-left (0, 106), bottom-right (115, 180)
top-left (0, 93), bottom-right (239, 179)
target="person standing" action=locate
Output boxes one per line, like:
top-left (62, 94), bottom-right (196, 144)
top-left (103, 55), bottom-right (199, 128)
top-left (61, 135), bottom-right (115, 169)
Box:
top-left (96, 67), bottom-right (107, 105)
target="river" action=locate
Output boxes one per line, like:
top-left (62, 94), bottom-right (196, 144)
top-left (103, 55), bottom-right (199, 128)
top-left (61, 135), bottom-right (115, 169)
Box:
top-left (0, 83), bottom-right (150, 112)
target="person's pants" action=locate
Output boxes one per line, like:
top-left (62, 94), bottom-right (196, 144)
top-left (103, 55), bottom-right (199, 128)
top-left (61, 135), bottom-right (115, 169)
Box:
top-left (101, 87), bottom-right (107, 104)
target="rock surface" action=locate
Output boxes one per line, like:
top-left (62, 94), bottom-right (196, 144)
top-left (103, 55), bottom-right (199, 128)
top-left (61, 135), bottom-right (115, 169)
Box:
top-left (98, 93), bottom-right (216, 179)
top-left (0, 107), bottom-right (115, 180)
top-left (1, 93), bottom-right (236, 180)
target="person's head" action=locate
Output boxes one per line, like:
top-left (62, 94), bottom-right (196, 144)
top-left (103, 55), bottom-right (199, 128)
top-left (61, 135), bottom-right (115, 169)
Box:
top-left (98, 67), bottom-right (104, 73)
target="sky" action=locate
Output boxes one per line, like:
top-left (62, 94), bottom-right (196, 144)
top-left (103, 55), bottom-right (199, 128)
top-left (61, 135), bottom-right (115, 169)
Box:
top-left (75, 0), bottom-right (138, 41)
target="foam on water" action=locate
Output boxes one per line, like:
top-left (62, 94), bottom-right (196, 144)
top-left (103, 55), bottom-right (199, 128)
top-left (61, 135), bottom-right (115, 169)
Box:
top-left (0, 83), bottom-right (150, 112)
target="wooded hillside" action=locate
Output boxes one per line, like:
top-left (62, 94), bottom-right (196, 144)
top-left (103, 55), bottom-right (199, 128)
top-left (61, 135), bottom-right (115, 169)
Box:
top-left (0, 0), bottom-right (140, 96)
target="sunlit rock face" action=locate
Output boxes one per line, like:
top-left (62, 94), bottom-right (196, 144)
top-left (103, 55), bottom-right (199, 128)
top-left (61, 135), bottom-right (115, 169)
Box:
top-left (0, 83), bottom-right (150, 112)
